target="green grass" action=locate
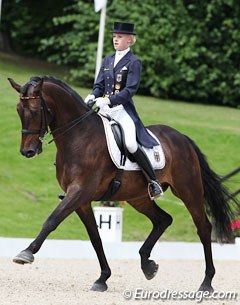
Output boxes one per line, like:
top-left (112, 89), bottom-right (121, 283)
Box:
top-left (0, 52), bottom-right (239, 242)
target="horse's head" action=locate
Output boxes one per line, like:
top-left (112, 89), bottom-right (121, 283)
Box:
top-left (8, 77), bottom-right (52, 158)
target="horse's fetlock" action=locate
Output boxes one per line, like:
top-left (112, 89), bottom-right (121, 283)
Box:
top-left (99, 269), bottom-right (111, 282)
top-left (103, 269), bottom-right (111, 277)
top-left (206, 266), bottom-right (215, 279)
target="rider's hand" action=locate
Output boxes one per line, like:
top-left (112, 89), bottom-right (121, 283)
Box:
top-left (95, 97), bottom-right (110, 108)
top-left (84, 94), bottom-right (95, 104)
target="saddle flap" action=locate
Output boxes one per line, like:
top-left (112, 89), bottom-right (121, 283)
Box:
top-left (98, 113), bottom-right (165, 171)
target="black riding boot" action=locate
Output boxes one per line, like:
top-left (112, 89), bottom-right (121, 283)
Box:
top-left (132, 147), bottom-right (164, 200)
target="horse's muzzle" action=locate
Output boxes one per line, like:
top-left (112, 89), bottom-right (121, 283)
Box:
top-left (20, 146), bottom-right (42, 158)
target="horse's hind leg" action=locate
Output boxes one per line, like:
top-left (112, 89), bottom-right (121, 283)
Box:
top-left (190, 211), bottom-right (215, 292)
top-left (195, 215), bottom-right (215, 292)
top-left (171, 183), bottom-right (215, 292)
top-left (75, 205), bottom-right (111, 292)
top-left (129, 198), bottom-right (173, 280)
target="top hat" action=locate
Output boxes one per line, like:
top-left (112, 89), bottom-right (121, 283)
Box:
top-left (111, 22), bottom-right (136, 35)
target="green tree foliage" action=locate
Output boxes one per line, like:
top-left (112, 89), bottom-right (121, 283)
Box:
top-left (39, 1), bottom-right (100, 87)
top-left (2, 0), bottom-right (240, 106)
top-left (1, 0), bottom-right (71, 57)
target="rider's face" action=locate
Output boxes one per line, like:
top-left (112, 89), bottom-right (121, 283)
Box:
top-left (113, 34), bottom-right (131, 51)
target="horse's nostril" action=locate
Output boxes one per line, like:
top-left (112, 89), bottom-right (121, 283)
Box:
top-left (26, 150), bottom-right (36, 158)
top-left (20, 149), bottom-right (36, 158)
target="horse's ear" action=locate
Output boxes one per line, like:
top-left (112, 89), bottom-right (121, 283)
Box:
top-left (33, 79), bottom-right (44, 94)
top-left (8, 78), bottom-right (22, 93)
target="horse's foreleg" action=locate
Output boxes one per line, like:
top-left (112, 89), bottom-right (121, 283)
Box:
top-left (75, 206), bottom-right (111, 292)
top-left (13, 185), bottom-right (85, 265)
top-left (129, 198), bottom-right (173, 280)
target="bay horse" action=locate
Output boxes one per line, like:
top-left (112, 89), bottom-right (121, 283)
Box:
top-left (8, 76), bottom-right (234, 293)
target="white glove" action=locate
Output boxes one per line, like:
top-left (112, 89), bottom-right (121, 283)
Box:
top-left (95, 97), bottom-right (110, 108)
top-left (84, 94), bottom-right (95, 104)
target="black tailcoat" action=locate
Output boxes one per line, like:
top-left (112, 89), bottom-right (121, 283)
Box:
top-left (92, 51), bottom-right (158, 148)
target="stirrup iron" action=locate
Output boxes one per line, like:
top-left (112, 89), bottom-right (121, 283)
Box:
top-left (147, 181), bottom-right (164, 200)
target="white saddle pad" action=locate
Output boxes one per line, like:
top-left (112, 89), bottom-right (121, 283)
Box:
top-left (99, 114), bottom-right (165, 171)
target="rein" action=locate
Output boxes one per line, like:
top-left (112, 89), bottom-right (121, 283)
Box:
top-left (48, 109), bottom-right (95, 144)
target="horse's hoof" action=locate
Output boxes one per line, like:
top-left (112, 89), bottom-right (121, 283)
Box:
top-left (13, 250), bottom-right (34, 265)
top-left (142, 260), bottom-right (159, 280)
top-left (198, 284), bottom-right (214, 293)
top-left (91, 281), bottom-right (108, 292)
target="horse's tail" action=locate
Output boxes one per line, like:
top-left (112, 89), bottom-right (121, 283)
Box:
top-left (186, 136), bottom-right (235, 242)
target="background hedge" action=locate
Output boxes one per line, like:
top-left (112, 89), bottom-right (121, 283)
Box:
top-left (1, 0), bottom-right (240, 107)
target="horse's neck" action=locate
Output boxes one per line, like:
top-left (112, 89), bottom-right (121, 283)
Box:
top-left (44, 84), bottom-right (102, 150)
top-left (45, 84), bottom-right (88, 129)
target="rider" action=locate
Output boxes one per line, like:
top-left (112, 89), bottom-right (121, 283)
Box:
top-left (85, 22), bottom-right (163, 200)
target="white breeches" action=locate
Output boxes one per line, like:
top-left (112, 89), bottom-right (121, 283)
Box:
top-left (99, 104), bottom-right (138, 153)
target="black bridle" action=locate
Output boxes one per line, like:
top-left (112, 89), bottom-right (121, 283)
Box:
top-left (20, 81), bottom-right (95, 144)
top-left (20, 93), bottom-right (51, 143)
